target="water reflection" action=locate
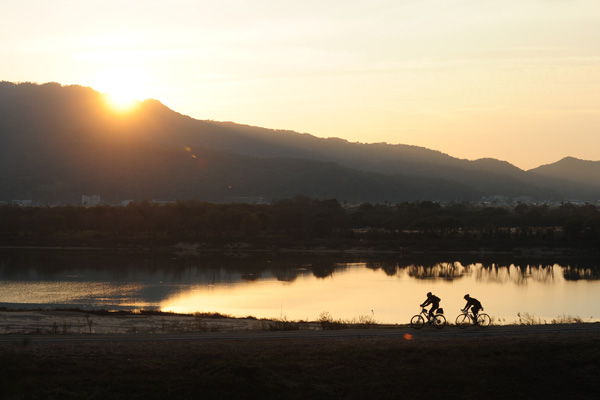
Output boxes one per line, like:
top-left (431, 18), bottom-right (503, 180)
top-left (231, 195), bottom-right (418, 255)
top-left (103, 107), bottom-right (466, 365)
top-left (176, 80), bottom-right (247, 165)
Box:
top-left (1, 249), bottom-right (598, 283)
top-left (406, 262), bottom-right (463, 280)
top-left (563, 266), bottom-right (600, 281)
top-left (1, 249), bottom-right (599, 324)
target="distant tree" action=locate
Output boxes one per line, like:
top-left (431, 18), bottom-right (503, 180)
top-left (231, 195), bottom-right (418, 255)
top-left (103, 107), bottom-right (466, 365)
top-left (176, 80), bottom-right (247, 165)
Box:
top-left (514, 203), bottom-right (529, 215)
top-left (240, 213), bottom-right (262, 235)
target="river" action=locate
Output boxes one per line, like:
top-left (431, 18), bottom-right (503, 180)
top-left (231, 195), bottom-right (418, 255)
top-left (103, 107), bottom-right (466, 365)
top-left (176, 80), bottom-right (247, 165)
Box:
top-left (1, 249), bottom-right (598, 325)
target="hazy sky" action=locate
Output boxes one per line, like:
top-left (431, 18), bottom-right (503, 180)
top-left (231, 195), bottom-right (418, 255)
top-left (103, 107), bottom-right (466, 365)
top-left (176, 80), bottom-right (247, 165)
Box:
top-left (2, 0), bottom-right (599, 170)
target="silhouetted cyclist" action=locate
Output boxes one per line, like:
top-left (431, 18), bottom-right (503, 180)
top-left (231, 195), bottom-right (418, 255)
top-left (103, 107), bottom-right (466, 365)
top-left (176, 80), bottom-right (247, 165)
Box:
top-left (462, 294), bottom-right (482, 322)
top-left (420, 292), bottom-right (441, 322)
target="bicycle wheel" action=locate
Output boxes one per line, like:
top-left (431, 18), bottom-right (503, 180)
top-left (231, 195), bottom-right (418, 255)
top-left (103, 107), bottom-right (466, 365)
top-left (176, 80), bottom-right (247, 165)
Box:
top-left (455, 314), bottom-right (471, 329)
top-left (410, 315), bottom-right (425, 329)
top-left (477, 313), bottom-right (491, 327)
top-left (433, 315), bottom-right (446, 329)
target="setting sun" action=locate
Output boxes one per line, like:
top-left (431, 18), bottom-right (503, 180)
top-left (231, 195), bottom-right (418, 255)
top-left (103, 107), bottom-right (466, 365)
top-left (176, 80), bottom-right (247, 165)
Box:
top-left (3, 0), bottom-right (600, 168)
top-left (103, 91), bottom-right (140, 112)
top-left (93, 68), bottom-right (149, 112)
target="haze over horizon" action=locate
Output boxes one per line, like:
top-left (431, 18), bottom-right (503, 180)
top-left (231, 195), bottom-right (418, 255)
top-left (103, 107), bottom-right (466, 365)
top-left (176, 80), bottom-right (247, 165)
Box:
top-left (2, 0), bottom-right (599, 170)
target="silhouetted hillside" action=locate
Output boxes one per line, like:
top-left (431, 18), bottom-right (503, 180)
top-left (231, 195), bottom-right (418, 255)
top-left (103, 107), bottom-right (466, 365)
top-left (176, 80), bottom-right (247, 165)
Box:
top-left (1, 81), bottom-right (597, 204)
top-left (527, 157), bottom-right (600, 201)
top-left (530, 157), bottom-right (600, 187)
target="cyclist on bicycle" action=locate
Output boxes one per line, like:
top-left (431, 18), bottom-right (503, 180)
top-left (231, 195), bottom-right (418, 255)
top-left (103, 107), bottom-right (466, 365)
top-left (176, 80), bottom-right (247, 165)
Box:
top-left (420, 292), bottom-right (441, 321)
top-left (462, 294), bottom-right (482, 322)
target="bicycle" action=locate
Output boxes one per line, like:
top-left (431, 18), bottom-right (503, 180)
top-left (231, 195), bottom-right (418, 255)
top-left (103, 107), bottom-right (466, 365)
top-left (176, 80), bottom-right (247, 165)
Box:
top-left (455, 309), bottom-right (491, 328)
top-left (410, 307), bottom-right (446, 329)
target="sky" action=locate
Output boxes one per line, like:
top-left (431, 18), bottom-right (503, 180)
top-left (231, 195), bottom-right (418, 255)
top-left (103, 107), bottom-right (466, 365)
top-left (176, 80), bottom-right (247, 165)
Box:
top-left (2, 0), bottom-right (599, 170)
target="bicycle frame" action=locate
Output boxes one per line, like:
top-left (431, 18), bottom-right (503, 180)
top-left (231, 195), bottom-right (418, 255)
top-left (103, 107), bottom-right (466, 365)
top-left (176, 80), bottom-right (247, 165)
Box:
top-left (455, 309), bottom-right (491, 328)
top-left (410, 307), bottom-right (446, 329)
top-left (420, 308), bottom-right (432, 320)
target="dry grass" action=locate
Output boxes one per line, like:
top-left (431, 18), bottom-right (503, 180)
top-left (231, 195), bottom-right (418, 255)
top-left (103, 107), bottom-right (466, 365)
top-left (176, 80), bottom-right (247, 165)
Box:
top-left (551, 314), bottom-right (584, 324)
top-left (1, 309), bottom-right (385, 335)
top-left (317, 311), bottom-right (378, 330)
top-left (516, 312), bottom-right (586, 326)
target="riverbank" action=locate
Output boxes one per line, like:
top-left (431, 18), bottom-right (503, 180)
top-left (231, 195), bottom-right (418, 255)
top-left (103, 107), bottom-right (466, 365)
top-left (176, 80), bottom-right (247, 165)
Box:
top-left (0, 309), bottom-right (330, 335)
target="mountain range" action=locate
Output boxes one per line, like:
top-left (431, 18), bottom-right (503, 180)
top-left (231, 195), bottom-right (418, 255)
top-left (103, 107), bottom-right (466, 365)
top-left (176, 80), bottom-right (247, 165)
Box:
top-left (1, 81), bottom-right (599, 205)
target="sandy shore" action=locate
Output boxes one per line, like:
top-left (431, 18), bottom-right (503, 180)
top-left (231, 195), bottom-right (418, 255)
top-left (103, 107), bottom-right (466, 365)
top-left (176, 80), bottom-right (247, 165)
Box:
top-left (0, 310), bottom-right (324, 335)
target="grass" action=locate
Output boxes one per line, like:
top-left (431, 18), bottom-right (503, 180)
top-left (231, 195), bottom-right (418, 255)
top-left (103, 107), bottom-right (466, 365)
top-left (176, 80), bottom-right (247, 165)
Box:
top-left (2, 308), bottom-right (594, 336)
top-left (259, 317), bottom-right (304, 331)
top-left (317, 311), bottom-right (378, 330)
top-left (243, 312), bottom-right (378, 332)
top-left (2, 308), bottom-right (383, 335)
top-left (516, 312), bottom-right (586, 325)
top-left (517, 312), bottom-right (545, 325)
top-left (551, 314), bottom-right (584, 324)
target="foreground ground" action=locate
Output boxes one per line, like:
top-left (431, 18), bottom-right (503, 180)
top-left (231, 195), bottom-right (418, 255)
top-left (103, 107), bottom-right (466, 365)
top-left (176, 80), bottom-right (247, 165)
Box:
top-left (1, 311), bottom-right (599, 399)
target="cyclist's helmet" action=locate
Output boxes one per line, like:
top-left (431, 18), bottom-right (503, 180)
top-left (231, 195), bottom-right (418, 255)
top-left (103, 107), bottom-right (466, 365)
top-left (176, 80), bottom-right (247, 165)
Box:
top-left (427, 292), bottom-right (432, 297)
top-left (464, 294), bottom-right (470, 300)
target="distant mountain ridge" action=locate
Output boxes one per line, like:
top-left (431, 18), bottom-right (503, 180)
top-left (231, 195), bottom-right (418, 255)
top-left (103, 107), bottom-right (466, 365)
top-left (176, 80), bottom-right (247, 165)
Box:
top-left (530, 157), bottom-right (600, 186)
top-left (1, 81), bottom-right (598, 204)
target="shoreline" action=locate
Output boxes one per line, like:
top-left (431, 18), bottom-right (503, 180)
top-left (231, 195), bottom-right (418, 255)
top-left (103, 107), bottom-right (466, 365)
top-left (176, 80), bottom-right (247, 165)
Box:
top-left (1, 308), bottom-right (596, 336)
top-left (0, 309), bottom-right (338, 335)
top-left (1, 243), bottom-right (595, 257)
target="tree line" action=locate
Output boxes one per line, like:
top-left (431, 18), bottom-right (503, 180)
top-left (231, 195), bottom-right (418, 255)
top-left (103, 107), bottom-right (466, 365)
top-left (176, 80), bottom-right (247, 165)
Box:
top-left (1, 196), bottom-right (599, 250)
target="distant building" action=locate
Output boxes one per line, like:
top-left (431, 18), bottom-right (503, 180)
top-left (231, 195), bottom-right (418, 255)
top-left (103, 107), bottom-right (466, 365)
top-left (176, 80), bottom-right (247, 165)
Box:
top-left (82, 195), bottom-right (101, 206)
top-left (229, 196), bottom-right (270, 204)
top-left (480, 195), bottom-right (509, 207)
top-left (151, 199), bottom-right (176, 205)
top-left (14, 200), bottom-right (32, 207)
top-left (513, 196), bottom-right (533, 205)
top-left (0, 200), bottom-right (33, 207)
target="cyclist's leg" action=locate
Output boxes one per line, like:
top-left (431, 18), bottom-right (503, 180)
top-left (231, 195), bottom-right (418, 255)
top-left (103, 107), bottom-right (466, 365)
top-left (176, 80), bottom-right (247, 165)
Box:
top-left (467, 307), bottom-right (475, 320)
top-left (472, 306), bottom-right (481, 323)
top-left (429, 305), bottom-right (438, 321)
top-left (429, 305), bottom-right (437, 321)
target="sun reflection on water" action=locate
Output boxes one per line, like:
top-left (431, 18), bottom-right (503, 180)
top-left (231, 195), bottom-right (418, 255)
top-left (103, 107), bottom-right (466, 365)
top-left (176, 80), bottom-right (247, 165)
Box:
top-left (158, 262), bottom-right (598, 324)
top-left (1, 257), bottom-right (598, 324)
top-left (0, 281), bottom-right (151, 309)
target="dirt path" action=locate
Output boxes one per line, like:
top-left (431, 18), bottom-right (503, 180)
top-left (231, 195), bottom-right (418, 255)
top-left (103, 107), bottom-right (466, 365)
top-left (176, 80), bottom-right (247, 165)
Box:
top-left (1, 309), bottom-right (598, 345)
top-left (2, 316), bottom-right (598, 400)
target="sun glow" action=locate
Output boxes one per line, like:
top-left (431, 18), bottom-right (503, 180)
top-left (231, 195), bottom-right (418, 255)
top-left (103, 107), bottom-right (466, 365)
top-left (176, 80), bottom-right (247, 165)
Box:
top-left (104, 91), bottom-right (140, 112)
top-left (93, 68), bottom-right (150, 112)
